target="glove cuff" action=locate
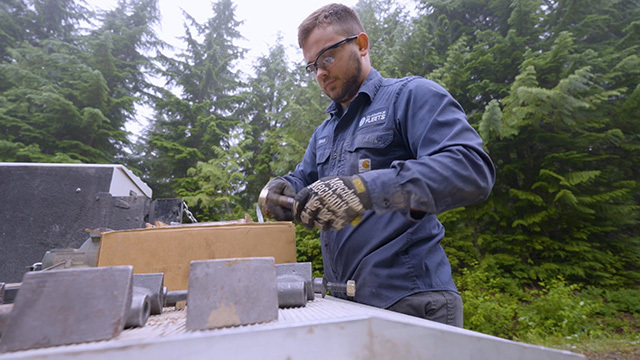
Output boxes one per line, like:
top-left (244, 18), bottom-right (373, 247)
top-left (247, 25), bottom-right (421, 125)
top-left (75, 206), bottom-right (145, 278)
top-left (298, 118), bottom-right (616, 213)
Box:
top-left (346, 175), bottom-right (372, 210)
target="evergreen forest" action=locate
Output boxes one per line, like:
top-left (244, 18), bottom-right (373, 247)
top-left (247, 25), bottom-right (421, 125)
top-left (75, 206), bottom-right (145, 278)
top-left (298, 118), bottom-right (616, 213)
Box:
top-left (1, 0), bottom-right (639, 357)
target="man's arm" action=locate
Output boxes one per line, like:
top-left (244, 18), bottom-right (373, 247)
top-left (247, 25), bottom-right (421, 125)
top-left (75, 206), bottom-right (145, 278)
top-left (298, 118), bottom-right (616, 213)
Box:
top-left (359, 78), bottom-right (495, 217)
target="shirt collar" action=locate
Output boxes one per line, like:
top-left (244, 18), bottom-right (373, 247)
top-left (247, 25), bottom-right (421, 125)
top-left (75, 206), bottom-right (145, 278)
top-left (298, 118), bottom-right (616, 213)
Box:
top-left (325, 68), bottom-right (383, 116)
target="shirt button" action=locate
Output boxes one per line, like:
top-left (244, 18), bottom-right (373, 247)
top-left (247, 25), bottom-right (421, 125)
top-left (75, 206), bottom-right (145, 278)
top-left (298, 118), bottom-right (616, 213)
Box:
top-left (333, 153), bottom-right (337, 159)
top-left (383, 199), bottom-right (391, 208)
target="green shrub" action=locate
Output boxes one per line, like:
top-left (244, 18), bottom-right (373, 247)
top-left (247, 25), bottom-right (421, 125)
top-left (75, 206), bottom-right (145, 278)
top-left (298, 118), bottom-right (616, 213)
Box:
top-left (464, 290), bottom-right (520, 338)
top-left (459, 266), bottom-right (612, 341)
top-left (515, 278), bottom-right (602, 339)
top-left (576, 286), bottom-right (640, 335)
top-left (602, 288), bottom-right (640, 315)
top-left (458, 265), bottom-right (523, 338)
top-left (294, 224), bottom-right (323, 277)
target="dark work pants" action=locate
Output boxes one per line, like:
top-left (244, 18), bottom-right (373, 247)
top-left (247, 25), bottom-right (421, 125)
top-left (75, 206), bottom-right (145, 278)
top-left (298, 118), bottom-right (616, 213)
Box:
top-left (386, 291), bottom-right (464, 328)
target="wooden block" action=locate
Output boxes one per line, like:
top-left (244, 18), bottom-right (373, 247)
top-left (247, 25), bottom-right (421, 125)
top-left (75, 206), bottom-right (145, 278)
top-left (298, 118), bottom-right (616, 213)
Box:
top-left (97, 222), bottom-right (296, 291)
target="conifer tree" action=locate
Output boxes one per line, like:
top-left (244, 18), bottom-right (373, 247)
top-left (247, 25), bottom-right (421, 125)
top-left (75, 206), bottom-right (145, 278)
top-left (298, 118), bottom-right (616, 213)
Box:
top-left (140, 0), bottom-right (246, 217)
top-left (0, 0), bottom-right (160, 163)
top-left (238, 40), bottom-right (299, 210)
top-left (431, 0), bottom-right (640, 288)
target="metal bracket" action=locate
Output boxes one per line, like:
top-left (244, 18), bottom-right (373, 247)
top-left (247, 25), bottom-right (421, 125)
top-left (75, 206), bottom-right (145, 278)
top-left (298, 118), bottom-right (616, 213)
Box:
top-left (0, 266), bottom-right (134, 352)
top-left (186, 258), bottom-right (278, 331)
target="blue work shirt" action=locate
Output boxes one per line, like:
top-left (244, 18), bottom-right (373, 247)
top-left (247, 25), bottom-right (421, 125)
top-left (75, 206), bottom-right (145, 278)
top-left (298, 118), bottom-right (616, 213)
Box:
top-left (284, 69), bottom-right (495, 309)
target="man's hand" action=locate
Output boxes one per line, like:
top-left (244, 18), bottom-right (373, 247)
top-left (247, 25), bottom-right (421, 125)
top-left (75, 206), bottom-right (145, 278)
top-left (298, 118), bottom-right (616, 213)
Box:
top-left (294, 176), bottom-right (372, 230)
top-left (259, 177), bottom-right (295, 221)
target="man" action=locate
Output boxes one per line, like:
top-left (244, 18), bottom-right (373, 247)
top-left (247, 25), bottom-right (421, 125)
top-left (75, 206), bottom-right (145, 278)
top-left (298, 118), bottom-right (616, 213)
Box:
top-left (259, 3), bottom-right (495, 327)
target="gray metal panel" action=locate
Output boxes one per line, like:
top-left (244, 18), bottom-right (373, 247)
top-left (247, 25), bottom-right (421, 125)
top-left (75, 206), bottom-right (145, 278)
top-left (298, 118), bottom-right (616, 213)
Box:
top-left (186, 258), bottom-right (278, 330)
top-left (0, 164), bottom-right (151, 282)
top-left (0, 267), bottom-right (134, 353)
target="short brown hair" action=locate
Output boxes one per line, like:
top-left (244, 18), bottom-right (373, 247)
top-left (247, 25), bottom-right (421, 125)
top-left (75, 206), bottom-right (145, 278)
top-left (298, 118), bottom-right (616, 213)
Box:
top-left (297, 3), bottom-right (365, 49)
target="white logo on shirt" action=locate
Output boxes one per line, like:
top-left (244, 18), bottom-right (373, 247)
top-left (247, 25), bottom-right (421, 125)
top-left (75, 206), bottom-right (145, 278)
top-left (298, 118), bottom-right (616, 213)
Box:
top-left (359, 111), bottom-right (387, 127)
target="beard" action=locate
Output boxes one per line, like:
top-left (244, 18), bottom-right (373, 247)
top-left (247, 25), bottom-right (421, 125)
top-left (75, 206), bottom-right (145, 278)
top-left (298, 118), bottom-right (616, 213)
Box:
top-left (326, 50), bottom-right (363, 105)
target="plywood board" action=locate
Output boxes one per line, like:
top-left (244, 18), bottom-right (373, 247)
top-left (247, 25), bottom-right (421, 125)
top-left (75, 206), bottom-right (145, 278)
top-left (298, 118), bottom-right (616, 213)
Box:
top-left (97, 222), bottom-right (296, 291)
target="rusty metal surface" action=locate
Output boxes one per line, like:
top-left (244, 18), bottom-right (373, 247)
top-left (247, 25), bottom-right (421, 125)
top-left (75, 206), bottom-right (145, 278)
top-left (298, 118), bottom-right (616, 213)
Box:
top-left (0, 266), bottom-right (133, 353)
top-left (186, 258), bottom-right (278, 331)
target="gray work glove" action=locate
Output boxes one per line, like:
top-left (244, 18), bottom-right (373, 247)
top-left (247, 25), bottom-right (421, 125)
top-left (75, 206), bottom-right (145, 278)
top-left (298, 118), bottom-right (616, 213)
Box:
top-left (294, 175), bottom-right (372, 231)
top-left (260, 177), bottom-right (295, 221)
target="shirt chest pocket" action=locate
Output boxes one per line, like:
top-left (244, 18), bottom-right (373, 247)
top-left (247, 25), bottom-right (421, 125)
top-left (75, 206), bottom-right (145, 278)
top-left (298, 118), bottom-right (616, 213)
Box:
top-left (315, 141), bottom-right (332, 178)
top-left (316, 145), bottom-right (331, 164)
top-left (345, 130), bottom-right (397, 173)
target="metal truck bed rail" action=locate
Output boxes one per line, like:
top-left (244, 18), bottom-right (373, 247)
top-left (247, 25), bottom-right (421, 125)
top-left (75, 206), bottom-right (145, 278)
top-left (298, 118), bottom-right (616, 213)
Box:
top-left (0, 297), bottom-right (584, 360)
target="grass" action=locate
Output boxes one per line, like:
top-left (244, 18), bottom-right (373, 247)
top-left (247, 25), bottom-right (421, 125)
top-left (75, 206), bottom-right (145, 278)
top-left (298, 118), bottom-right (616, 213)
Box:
top-left (524, 332), bottom-right (640, 359)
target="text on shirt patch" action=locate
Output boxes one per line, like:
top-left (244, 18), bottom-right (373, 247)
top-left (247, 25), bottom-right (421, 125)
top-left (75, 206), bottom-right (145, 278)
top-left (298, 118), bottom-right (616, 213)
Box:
top-left (359, 110), bottom-right (387, 127)
top-left (317, 136), bottom-right (328, 146)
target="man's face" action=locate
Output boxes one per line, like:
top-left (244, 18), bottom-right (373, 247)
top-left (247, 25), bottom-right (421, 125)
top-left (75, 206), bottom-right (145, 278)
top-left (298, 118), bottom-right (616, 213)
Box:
top-left (303, 27), bottom-right (365, 107)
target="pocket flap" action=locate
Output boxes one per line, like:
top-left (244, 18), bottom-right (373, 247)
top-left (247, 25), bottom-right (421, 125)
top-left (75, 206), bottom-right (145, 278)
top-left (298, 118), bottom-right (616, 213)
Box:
top-left (348, 131), bottom-right (394, 151)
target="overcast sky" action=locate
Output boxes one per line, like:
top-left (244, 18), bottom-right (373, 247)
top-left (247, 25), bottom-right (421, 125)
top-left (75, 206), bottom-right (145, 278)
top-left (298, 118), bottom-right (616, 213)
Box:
top-left (84, 0), bottom-right (359, 135)
top-left (86, 0), bottom-right (359, 69)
